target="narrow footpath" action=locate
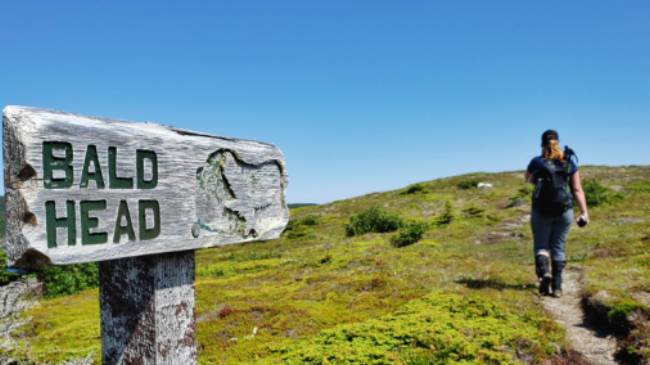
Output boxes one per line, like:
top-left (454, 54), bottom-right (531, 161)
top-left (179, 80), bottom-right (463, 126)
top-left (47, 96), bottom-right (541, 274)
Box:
top-left (542, 267), bottom-right (619, 365)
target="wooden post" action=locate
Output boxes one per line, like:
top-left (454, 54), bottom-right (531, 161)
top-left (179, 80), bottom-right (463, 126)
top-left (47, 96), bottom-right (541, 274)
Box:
top-left (99, 251), bottom-right (196, 364)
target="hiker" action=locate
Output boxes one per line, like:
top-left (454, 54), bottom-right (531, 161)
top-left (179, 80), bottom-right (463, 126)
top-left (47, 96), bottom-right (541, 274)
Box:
top-left (525, 130), bottom-right (589, 298)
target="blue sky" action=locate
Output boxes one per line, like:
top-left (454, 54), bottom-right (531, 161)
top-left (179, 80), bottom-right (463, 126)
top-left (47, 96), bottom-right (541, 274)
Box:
top-left (1, 1), bottom-right (648, 203)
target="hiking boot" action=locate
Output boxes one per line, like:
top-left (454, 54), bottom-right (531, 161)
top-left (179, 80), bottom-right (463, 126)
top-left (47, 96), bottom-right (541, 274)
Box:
top-left (551, 260), bottom-right (566, 298)
top-left (551, 289), bottom-right (563, 298)
top-left (535, 254), bottom-right (552, 295)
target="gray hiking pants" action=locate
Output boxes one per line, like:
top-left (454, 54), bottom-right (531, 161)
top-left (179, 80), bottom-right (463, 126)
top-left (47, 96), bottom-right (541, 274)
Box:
top-left (531, 208), bottom-right (573, 262)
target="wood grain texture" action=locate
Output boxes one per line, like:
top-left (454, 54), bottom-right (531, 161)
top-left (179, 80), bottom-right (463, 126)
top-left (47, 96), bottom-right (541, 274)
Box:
top-left (3, 106), bottom-right (289, 267)
top-left (99, 251), bottom-right (196, 365)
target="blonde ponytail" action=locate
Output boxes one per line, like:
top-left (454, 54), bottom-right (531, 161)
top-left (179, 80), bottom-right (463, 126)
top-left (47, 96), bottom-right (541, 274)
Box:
top-left (543, 139), bottom-right (564, 161)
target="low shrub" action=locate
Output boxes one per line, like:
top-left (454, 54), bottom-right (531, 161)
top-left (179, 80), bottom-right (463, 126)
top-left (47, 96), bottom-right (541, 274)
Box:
top-left (391, 222), bottom-right (427, 248)
top-left (607, 300), bottom-right (645, 322)
top-left (37, 264), bottom-right (99, 298)
top-left (403, 183), bottom-right (426, 195)
top-left (435, 202), bottom-right (454, 226)
top-left (301, 215), bottom-right (320, 226)
top-left (345, 207), bottom-right (403, 237)
top-left (0, 249), bottom-right (98, 296)
top-left (457, 178), bottom-right (480, 190)
top-left (583, 179), bottom-right (621, 207)
top-left (283, 215), bottom-right (320, 239)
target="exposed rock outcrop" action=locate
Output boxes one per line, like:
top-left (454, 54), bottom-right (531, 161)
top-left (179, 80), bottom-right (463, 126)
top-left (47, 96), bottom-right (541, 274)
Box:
top-left (0, 277), bottom-right (42, 363)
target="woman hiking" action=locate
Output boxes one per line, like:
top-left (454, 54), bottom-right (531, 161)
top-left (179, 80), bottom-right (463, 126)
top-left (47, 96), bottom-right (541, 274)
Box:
top-left (525, 130), bottom-right (589, 298)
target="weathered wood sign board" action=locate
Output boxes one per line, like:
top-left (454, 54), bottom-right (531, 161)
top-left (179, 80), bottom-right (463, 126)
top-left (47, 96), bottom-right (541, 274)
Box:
top-left (3, 106), bottom-right (289, 267)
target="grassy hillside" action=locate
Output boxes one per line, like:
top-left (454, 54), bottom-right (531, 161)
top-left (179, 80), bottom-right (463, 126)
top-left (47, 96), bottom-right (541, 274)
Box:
top-left (5, 166), bottom-right (650, 364)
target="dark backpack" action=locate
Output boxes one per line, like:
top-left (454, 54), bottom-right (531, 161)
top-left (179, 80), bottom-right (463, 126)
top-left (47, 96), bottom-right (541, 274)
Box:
top-left (532, 158), bottom-right (573, 216)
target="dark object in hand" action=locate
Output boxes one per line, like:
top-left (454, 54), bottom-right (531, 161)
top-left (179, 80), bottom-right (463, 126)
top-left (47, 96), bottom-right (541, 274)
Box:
top-left (577, 217), bottom-right (589, 227)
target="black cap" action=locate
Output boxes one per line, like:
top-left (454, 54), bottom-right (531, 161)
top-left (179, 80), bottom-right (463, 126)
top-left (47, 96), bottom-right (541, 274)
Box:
top-left (541, 129), bottom-right (559, 146)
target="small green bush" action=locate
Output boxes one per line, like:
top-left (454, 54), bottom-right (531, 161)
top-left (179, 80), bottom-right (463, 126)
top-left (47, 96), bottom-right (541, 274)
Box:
top-left (391, 222), bottom-right (427, 248)
top-left (345, 207), bottom-right (403, 237)
top-left (301, 215), bottom-right (320, 226)
top-left (37, 264), bottom-right (99, 298)
top-left (457, 178), bottom-right (480, 190)
top-left (283, 215), bottom-right (320, 239)
top-left (403, 183), bottom-right (426, 195)
top-left (435, 202), bottom-right (454, 226)
top-left (583, 179), bottom-right (621, 207)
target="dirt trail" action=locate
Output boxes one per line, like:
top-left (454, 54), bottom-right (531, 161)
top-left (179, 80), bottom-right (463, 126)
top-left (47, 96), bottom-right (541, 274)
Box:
top-left (542, 267), bottom-right (619, 365)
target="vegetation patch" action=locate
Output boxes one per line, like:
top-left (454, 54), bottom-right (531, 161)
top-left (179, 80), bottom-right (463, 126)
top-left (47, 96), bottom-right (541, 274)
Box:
top-left (434, 202), bottom-right (454, 226)
top-left (628, 180), bottom-right (650, 193)
top-left (345, 207), bottom-right (403, 237)
top-left (402, 183), bottom-right (426, 195)
top-left (456, 178), bottom-right (481, 190)
top-left (507, 184), bottom-right (533, 208)
top-left (10, 290), bottom-right (101, 363)
top-left (391, 222), bottom-right (427, 248)
top-left (301, 215), bottom-right (320, 226)
top-left (269, 292), bottom-right (561, 365)
top-left (583, 179), bottom-right (622, 207)
top-left (0, 249), bottom-right (99, 298)
top-left (36, 264), bottom-right (99, 298)
top-left (284, 215), bottom-right (321, 240)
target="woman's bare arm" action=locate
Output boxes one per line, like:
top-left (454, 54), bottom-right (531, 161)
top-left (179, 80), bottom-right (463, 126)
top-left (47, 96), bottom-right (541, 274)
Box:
top-left (570, 171), bottom-right (589, 221)
top-left (524, 171), bottom-right (535, 184)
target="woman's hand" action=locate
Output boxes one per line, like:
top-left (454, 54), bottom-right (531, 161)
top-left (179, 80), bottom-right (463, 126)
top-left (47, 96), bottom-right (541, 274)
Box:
top-left (577, 213), bottom-right (589, 227)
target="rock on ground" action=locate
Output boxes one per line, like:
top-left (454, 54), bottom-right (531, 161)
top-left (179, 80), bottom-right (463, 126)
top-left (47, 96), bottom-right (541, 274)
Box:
top-left (0, 277), bottom-right (42, 363)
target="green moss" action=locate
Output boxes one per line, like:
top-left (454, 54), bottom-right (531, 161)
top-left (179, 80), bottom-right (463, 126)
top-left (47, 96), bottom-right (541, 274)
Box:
top-left (608, 301), bottom-right (645, 322)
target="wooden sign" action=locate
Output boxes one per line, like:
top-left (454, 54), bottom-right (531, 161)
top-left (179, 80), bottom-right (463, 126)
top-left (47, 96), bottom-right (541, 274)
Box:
top-left (3, 106), bottom-right (289, 267)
